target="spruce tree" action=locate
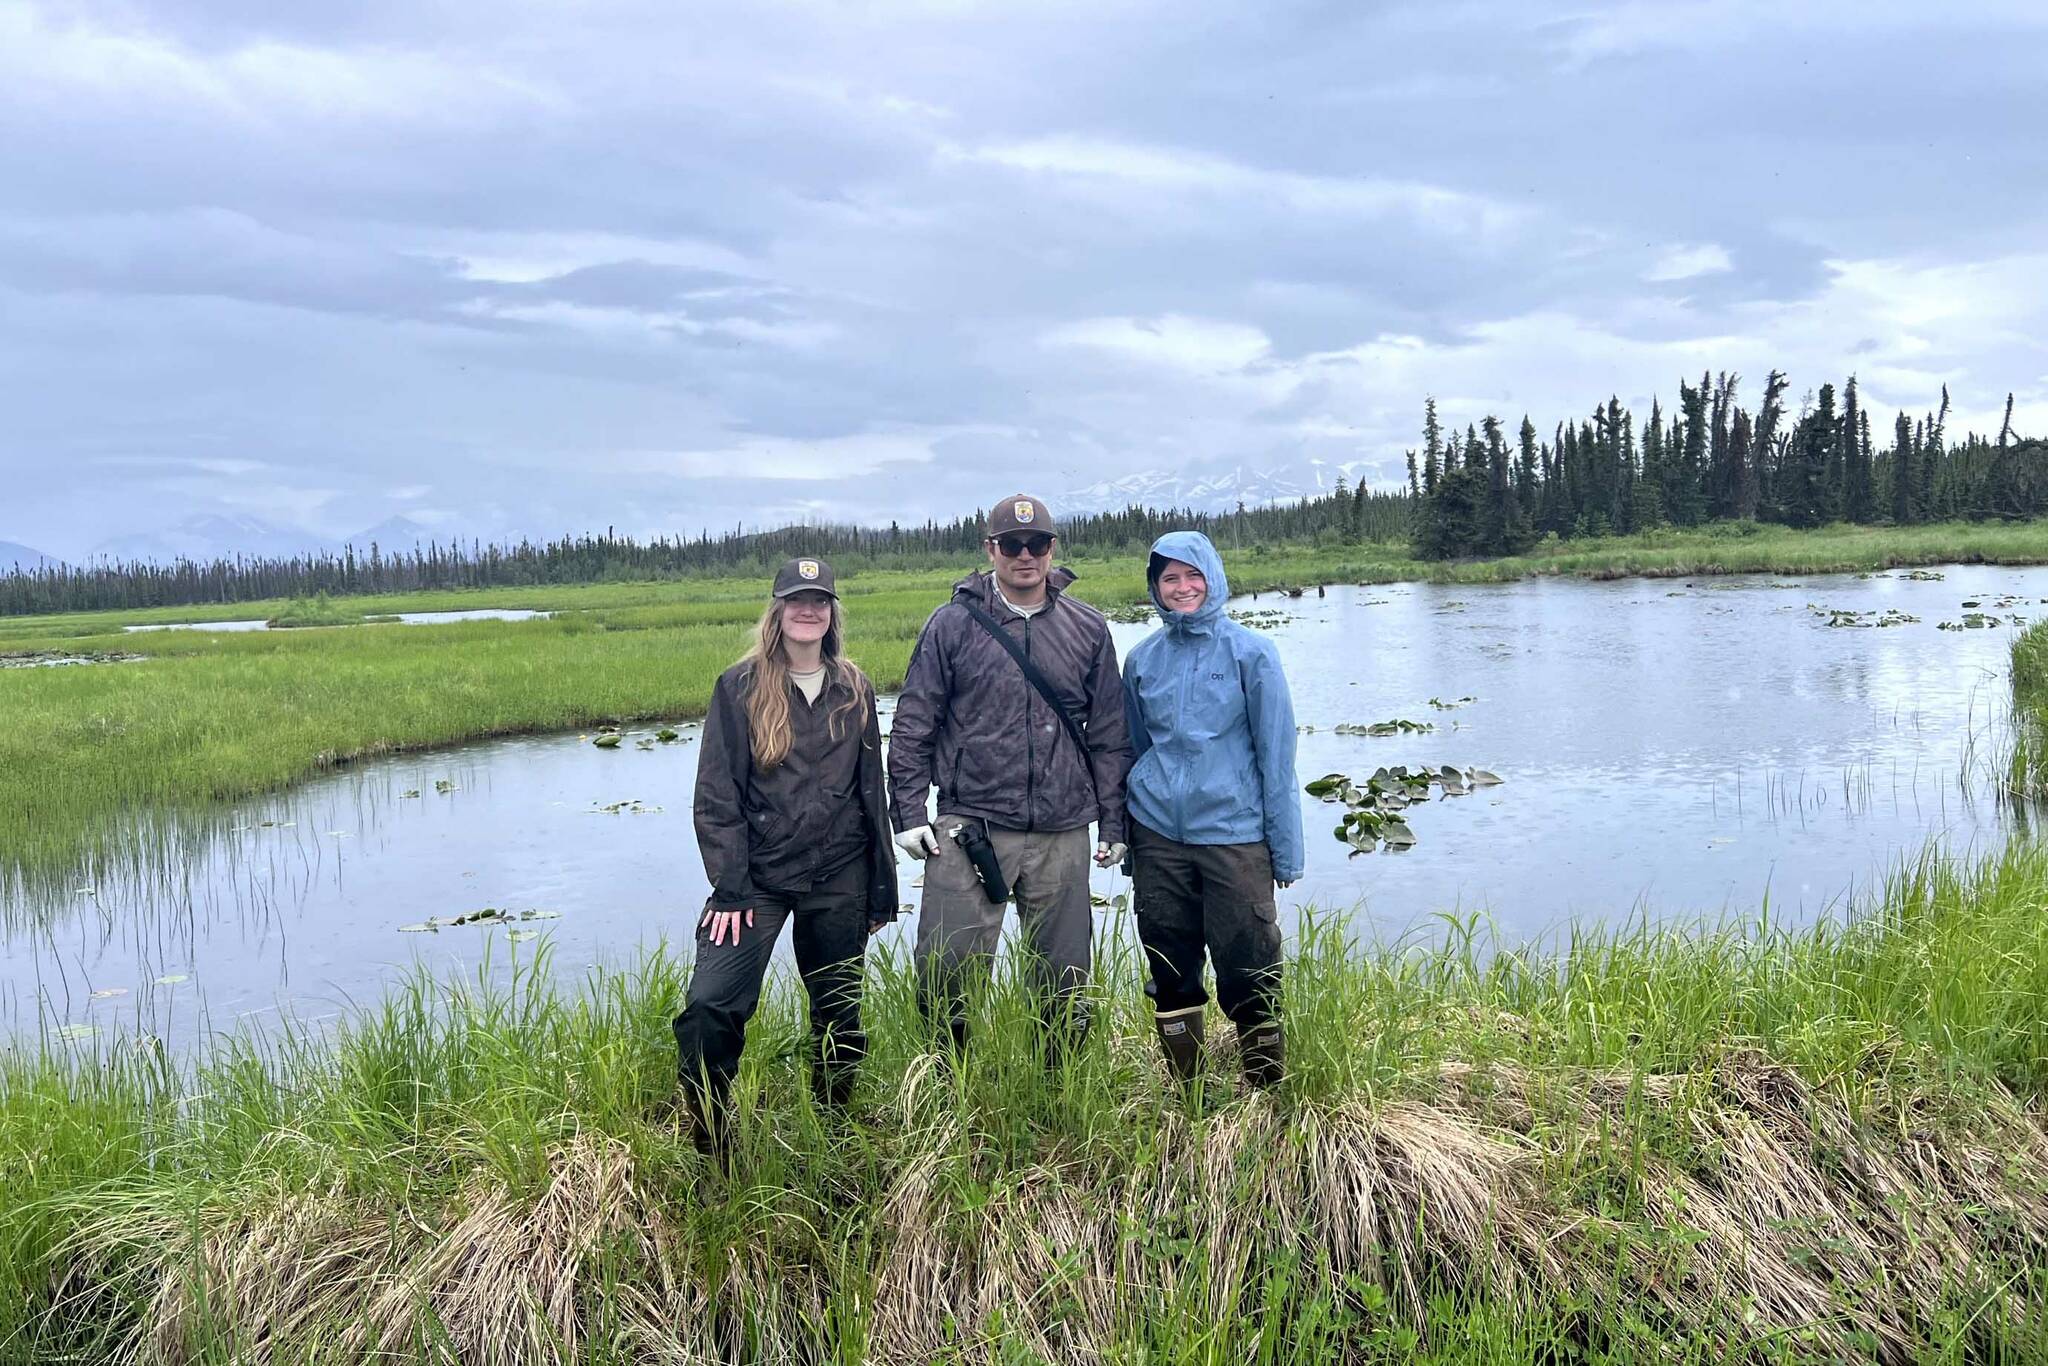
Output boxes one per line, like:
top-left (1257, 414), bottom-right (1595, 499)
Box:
top-left (1707, 373), bottom-right (1735, 519)
top-left (1781, 383), bottom-right (1837, 528)
top-left (1725, 407), bottom-right (1749, 522)
top-left (1891, 411), bottom-right (1915, 524)
top-left (1841, 375), bottom-right (1873, 522)
top-left (1747, 371), bottom-right (1787, 520)
top-left (1515, 417), bottom-right (1539, 523)
top-left (1670, 374), bottom-right (1709, 526)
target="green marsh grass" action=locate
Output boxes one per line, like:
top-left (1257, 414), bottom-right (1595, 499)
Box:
top-left (263, 594), bottom-right (372, 629)
top-left (10, 844), bottom-right (2048, 1361)
top-left (14, 520), bottom-right (2048, 893)
top-left (2008, 622), bottom-right (2048, 802)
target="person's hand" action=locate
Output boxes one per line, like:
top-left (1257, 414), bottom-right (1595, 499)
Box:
top-left (700, 905), bottom-right (754, 946)
top-left (1095, 841), bottom-right (1128, 869)
top-left (1276, 879), bottom-right (1296, 890)
top-left (895, 826), bottom-right (942, 860)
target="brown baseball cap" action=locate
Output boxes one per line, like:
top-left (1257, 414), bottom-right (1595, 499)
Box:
top-left (771, 556), bottom-right (838, 599)
top-left (987, 494), bottom-right (1056, 539)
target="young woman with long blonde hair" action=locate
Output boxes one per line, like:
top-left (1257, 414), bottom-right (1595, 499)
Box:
top-left (673, 556), bottom-right (898, 1154)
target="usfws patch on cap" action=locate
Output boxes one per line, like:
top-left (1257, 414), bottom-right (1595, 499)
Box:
top-left (1013, 500), bottom-right (1037, 525)
top-left (798, 559), bottom-right (821, 580)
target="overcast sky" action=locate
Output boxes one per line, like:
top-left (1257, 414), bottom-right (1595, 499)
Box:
top-left (3, 0), bottom-right (2046, 558)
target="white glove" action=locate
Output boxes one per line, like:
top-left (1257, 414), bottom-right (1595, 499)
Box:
top-left (895, 825), bottom-right (942, 860)
top-left (1095, 841), bottom-right (1128, 868)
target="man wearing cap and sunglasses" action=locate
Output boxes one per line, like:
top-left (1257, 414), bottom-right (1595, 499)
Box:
top-left (888, 494), bottom-right (1134, 1063)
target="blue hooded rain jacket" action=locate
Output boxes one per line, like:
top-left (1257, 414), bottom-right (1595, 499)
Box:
top-left (1121, 531), bottom-right (1305, 882)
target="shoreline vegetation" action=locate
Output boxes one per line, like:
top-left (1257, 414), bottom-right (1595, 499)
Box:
top-left (8, 850), bottom-right (2048, 1361)
top-left (6, 526), bottom-right (2048, 1358)
top-left (9, 519), bottom-right (2048, 887)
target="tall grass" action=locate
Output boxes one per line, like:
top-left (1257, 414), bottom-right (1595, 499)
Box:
top-left (9, 843), bottom-right (2048, 1361)
top-left (2008, 623), bottom-right (2048, 802)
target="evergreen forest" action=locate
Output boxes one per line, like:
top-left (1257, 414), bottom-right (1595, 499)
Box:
top-left (2, 372), bottom-right (2039, 614)
top-left (1409, 373), bottom-right (2043, 559)
top-left (0, 493), bottom-right (1414, 616)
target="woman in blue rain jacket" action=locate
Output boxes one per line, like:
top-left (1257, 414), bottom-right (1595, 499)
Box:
top-left (1121, 530), bottom-right (1303, 1089)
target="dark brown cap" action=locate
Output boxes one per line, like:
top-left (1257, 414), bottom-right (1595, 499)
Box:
top-left (987, 494), bottom-right (1056, 539)
top-left (771, 556), bottom-right (838, 599)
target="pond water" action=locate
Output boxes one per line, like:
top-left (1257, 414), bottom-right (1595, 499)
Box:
top-left (0, 652), bottom-right (144, 669)
top-left (121, 608), bottom-right (551, 633)
top-left (6, 566), bottom-right (2038, 1049)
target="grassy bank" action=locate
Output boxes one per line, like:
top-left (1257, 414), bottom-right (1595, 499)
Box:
top-left (2009, 623), bottom-right (2048, 801)
top-left (8, 844), bottom-right (2048, 1361)
top-left (10, 519), bottom-right (2048, 890)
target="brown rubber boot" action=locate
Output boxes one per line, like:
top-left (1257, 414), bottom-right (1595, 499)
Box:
top-left (1153, 1006), bottom-right (1206, 1082)
top-left (681, 1085), bottom-right (730, 1160)
top-left (1239, 1022), bottom-right (1284, 1090)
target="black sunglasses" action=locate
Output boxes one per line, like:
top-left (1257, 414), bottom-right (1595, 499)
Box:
top-left (993, 534), bottom-right (1055, 558)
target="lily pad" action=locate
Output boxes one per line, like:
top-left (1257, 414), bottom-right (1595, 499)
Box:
top-left (153, 974), bottom-right (190, 985)
top-left (89, 987), bottom-right (129, 1000)
top-left (56, 1024), bottom-right (98, 1041)
top-left (1336, 718), bottom-right (1435, 737)
top-left (506, 929), bottom-right (540, 944)
top-left (593, 734), bottom-right (622, 749)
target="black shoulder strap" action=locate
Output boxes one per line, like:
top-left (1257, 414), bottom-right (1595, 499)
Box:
top-left (958, 598), bottom-right (1092, 756)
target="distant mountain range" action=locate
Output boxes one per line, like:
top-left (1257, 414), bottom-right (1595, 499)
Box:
top-left (25, 461), bottom-right (1389, 569)
top-left (91, 514), bottom-right (329, 566)
top-left (0, 541), bottom-right (61, 570)
top-left (73, 514), bottom-right (500, 568)
top-left (1058, 457), bottom-right (1375, 516)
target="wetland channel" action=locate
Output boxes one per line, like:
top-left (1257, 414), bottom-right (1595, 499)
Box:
top-left (6, 567), bottom-right (2038, 1049)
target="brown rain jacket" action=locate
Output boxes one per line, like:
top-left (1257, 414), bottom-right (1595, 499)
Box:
top-left (887, 567), bottom-right (1133, 842)
top-left (693, 660), bottom-right (899, 921)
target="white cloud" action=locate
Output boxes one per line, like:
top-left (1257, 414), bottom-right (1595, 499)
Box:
top-left (0, 4), bottom-right (557, 124)
top-left (1042, 314), bottom-right (1271, 374)
top-left (948, 136), bottom-right (1528, 240)
top-left (441, 232), bottom-right (756, 285)
top-left (1645, 243), bottom-right (1734, 282)
top-left (1546, 0), bottom-right (2048, 63)
top-left (650, 428), bottom-right (973, 481)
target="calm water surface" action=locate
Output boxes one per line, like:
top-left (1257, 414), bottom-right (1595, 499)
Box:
top-left (122, 608), bottom-right (551, 633)
top-left (7, 566), bottom-right (2039, 1047)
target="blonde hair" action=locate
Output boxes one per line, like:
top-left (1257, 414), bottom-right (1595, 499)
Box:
top-left (741, 595), bottom-right (871, 770)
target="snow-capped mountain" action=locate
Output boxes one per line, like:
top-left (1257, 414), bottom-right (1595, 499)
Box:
top-left (85, 512), bottom-right (532, 567)
top-left (0, 540), bottom-right (61, 570)
top-left (345, 516), bottom-right (449, 552)
top-left (92, 514), bottom-right (329, 566)
top-left (1048, 464), bottom-right (1318, 518)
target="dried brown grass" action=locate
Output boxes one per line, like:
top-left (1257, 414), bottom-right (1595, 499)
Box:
top-left (43, 1054), bottom-right (2048, 1364)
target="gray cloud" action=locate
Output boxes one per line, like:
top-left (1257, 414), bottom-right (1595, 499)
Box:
top-left (2, 0), bottom-right (2046, 558)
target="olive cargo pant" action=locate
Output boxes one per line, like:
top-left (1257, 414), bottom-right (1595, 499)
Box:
top-left (913, 816), bottom-right (1093, 1049)
top-left (1129, 819), bottom-right (1282, 1030)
